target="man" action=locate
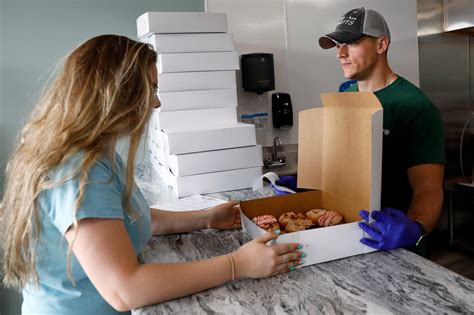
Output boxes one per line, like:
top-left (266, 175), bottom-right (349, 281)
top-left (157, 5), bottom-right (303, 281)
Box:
top-left (319, 8), bottom-right (445, 253)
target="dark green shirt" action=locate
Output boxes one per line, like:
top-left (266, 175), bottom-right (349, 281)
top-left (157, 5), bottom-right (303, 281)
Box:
top-left (346, 76), bottom-right (445, 212)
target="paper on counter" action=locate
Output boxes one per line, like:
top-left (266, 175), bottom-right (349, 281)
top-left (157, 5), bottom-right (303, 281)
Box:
top-left (151, 194), bottom-right (228, 212)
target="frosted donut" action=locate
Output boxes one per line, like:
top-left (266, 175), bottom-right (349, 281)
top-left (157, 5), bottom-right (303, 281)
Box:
top-left (317, 210), bottom-right (344, 227)
top-left (306, 209), bottom-right (327, 225)
top-left (252, 214), bottom-right (281, 232)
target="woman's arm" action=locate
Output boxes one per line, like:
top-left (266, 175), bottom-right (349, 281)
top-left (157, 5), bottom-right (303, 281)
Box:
top-left (65, 218), bottom-right (302, 311)
top-left (150, 200), bottom-right (240, 235)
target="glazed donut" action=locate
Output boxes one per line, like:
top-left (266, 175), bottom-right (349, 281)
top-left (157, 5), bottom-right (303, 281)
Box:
top-left (279, 211), bottom-right (313, 233)
top-left (295, 218), bottom-right (313, 229)
top-left (306, 209), bottom-right (328, 225)
top-left (278, 212), bottom-right (298, 228)
top-left (252, 214), bottom-right (281, 232)
top-left (317, 210), bottom-right (344, 227)
top-left (285, 221), bottom-right (307, 233)
top-left (295, 213), bottom-right (306, 220)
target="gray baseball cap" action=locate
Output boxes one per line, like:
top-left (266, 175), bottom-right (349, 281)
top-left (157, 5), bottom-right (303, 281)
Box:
top-left (319, 7), bottom-right (391, 49)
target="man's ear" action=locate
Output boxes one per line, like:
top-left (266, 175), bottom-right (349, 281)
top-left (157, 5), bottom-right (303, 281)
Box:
top-left (377, 37), bottom-right (389, 55)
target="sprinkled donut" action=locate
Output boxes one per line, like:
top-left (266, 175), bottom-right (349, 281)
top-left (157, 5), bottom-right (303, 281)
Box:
top-left (306, 209), bottom-right (328, 225)
top-left (252, 214), bottom-right (281, 232)
top-left (317, 210), bottom-right (344, 227)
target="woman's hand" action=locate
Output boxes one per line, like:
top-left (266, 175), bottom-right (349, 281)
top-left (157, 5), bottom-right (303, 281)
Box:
top-left (205, 200), bottom-right (241, 230)
top-left (232, 232), bottom-right (304, 279)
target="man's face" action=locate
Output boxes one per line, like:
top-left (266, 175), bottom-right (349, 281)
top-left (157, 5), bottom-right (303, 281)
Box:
top-left (335, 36), bottom-right (379, 81)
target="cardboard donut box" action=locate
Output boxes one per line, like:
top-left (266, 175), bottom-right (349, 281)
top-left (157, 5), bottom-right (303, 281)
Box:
top-left (241, 92), bottom-right (384, 266)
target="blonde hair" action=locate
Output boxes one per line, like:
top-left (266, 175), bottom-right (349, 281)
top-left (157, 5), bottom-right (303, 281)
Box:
top-left (1, 34), bottom-right (157, 289)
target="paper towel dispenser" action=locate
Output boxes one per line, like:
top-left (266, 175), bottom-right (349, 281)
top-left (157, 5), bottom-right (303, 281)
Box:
top-left (240, 53), bottom-right (275, 95)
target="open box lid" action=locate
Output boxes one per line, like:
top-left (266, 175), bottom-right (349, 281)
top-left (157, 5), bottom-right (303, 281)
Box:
top-left (297, 92), bottom-right (383, 211)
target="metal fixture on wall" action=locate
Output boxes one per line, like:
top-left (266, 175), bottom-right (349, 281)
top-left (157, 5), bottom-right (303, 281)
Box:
top-left (418, 0), bottom-right (473, 254)
top-left (418, 0), bottom-right (473, 184)
top-left (444, 0), bottom-right (474, 33)
top-left (264, 136), bottom-right (286, 169)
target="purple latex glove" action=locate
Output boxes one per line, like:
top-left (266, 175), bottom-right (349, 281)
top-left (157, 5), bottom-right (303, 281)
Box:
top-left (358, 207), bottom-right (422, 250)
top-left (276, 176), bottom-right (297, 190)
top-left (271, 184), bottom-right (292, 195)
top-left (272, 176), bottom-right (298, 195)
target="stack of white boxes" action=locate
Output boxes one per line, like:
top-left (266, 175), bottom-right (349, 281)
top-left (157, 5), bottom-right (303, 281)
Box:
top-left (137, 12), bottom-right (263, 197)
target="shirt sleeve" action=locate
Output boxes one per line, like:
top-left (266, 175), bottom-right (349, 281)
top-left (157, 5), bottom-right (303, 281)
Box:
top-left (44, 158), bottom-right (126, 235)
top-left (405, 105), bottom-right (446, 167)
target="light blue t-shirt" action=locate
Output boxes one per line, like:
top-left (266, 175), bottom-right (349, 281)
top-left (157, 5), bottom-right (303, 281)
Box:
top-left (22, 153), bottom-right (151, 315)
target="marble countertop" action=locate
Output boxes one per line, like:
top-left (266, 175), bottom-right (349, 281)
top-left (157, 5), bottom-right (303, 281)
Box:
top-left (133, 165), bottom-right (474, 314)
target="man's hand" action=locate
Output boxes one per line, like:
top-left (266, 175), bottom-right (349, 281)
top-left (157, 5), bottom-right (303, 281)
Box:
top-left (358, 208), bottom-right (422, 250)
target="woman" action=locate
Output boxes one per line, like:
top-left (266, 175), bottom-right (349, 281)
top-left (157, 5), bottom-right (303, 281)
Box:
top-left (1, 35), bottom-right (304, 314)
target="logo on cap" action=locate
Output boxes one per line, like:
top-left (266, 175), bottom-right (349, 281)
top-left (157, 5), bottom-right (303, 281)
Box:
top-left (339, 15), bottom-right (358, 26)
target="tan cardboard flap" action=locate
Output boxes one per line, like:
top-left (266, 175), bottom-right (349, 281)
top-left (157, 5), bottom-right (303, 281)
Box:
top-left (298, 92), bottom-right (382, 211)
top-left (321, 92), bottom-right (381, 108)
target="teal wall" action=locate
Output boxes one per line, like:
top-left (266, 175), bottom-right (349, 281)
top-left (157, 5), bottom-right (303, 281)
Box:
top-left (0, 1), bottom-right (204, 314)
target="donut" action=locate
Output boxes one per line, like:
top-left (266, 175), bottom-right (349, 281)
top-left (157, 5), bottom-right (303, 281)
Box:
top-left (278, 212), bottom-right (298, 228)
top-left (285, 221), bottom-right (307, 233)
top-left (296, 213), bottom-right (306, 220)
top-left (252, 214), bottom-right (281, 232)
top-left (317, 210), bottom-right (344, 227)
top-left (279, 211), bottom-right (313, 233)
top-left (294, 218), bottom-right (313, 229)
top-left (306, 209), bottom-right (328, 225)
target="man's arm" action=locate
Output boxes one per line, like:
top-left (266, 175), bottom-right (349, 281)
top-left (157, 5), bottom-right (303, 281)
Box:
top-left (407, 163), bottom-right (444, 232)
top-left (358, 163), bottom-right (445, 250)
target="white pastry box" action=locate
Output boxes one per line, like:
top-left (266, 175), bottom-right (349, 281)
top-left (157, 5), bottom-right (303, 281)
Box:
top-left (157, 107), bottom-right (237, 130)
top-left (158, 51), bottom-right (239, 73)
top-left (169, 167), bottom-right (262, 198)
top-left (136, 12), bottom-right (227, 39)
top-left (169, 145), bottom-right (263, 177)
top-left (158, 88), bottom-right (237, 112)
top-left (241, 92), bottom-right (383, 266)
top-left (162, 123), bottom-right (257, 155)
top-left (143, 33), bottom-right (234, 53)
top-left (158, 71), bottom-right (236, 93)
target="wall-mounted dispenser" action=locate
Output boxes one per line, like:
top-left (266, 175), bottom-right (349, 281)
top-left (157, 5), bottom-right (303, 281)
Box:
top-left (272, 92), bottom-right (293, 129)
top-left (240, 53), bottom-right (275, 95)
